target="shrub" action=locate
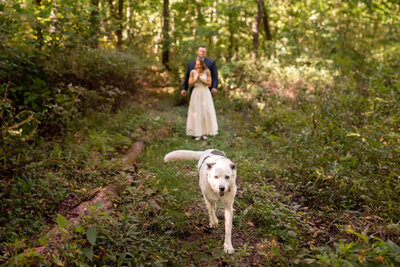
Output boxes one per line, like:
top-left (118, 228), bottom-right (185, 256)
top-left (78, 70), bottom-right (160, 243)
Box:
top-left (44, 48), bottom-right (148, 93)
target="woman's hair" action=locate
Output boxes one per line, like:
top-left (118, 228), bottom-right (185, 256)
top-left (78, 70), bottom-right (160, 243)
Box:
top-left (195, 59), bottom-right (208, 71)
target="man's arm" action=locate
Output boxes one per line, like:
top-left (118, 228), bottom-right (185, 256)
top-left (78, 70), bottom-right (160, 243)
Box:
top-left (209, 60), bottom-right (218, 90)
top-left (209, 60), bottom-right (218, 96)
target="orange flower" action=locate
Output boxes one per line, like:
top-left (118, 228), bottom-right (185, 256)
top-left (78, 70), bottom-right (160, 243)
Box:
top-left (376, 256), bottom-right (385, 264)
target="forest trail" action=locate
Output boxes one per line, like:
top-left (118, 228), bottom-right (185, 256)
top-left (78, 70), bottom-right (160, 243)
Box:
top-left (119, 86), bottom-right (305, 265)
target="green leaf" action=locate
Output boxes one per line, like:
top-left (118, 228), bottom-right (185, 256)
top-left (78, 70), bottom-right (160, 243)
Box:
top-left (272, 248), bottom-right (282, 257)
top-left (94, 201), bottom-right (103, 209)
top-left (52, 254), bottom-right (64, 266)
top-left (86, 227), bottom-right (97, 246)
top-left (345, 228), bottom-right (368, 242)
top-left (75, 225), bottom-right (84, 233)
top-left (386, 240), bottom-right (400, 253)
top-left (82, 247), bottom-right (93, 261)
top-left (288, 231), bottom-right (297, 237)
top-left (56, 214), bottom-right (69, 229)
top-left (395, 255), bottom-right (400, 263)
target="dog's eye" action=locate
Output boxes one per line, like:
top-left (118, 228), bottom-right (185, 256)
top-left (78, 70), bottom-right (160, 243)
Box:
top-left (225, 176), bottom-right (229, 179)
top-left (214, 175), bottom-right (218, 179)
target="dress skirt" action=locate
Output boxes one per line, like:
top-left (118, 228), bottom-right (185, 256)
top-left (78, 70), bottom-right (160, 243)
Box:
top-left (186, 86), bottom-right (218, 137)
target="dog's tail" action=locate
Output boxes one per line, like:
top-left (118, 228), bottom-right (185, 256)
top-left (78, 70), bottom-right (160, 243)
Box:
top-left (164, 150), bottom-right (204, 162)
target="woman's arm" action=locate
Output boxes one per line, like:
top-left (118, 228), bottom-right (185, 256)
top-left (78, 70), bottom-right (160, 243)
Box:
top-left (188, 70), bottom-right (197, 87)
top-left (199, 70), bottom-right (212, 87)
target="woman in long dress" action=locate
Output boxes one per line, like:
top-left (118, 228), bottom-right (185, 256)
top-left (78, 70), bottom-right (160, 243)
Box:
top-left (186, 59), bottom-right (218, 140)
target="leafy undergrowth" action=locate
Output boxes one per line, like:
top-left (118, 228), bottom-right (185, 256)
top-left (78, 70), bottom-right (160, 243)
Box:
top-left (2, 83), bottom-right (400, 265)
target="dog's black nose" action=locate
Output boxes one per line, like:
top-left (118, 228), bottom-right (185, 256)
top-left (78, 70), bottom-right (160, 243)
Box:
top-left (219, 185), bottom-right (225, 192)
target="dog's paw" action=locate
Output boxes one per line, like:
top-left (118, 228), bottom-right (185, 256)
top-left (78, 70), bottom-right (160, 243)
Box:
top-left (209, 222), bottom-right (218, 228)
top-left (224, 243), bottom-right (235, 254)
top-left (209, 219), bottom-right (218, 228)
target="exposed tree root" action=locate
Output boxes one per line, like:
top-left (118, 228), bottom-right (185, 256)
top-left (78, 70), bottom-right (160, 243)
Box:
top-left (33, 124), bottom-right (172, 257)
top-left (34, 140), bottom-right (146, 256)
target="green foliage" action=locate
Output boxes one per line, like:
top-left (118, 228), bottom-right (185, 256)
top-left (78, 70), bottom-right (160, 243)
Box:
top-left (44, 48), bottom-right (148, 92)
top-left (219, 56), bottom-right (334, 98)
top-left (1, 0), bottom-right (400, 265)
top-left (311, 233), bottom-right (400, 266)
top-left (216, 49), bottom-right (399, 222)
top-left (57, 214), bottom-right (69, 229)
top-left (260, 68), bottom-right (400, 220)
top-left (0, 45), bottom-right (155, 174)
top-left (0, 95), bottom-right (187, 264)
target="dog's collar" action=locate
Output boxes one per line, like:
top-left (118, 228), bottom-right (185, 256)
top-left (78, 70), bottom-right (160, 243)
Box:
top-left (198, 150), bottom-right (226, 172)
top-left (210, 150), bottom-right (226, 157)
top-left (199, 156), bottom-right (210, 172)
top-left (198, 155), bottom-right (211, 182)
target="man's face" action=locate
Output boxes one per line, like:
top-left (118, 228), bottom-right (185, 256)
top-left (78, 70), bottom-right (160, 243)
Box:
top-left (197, 47), bottom-right (207, 58)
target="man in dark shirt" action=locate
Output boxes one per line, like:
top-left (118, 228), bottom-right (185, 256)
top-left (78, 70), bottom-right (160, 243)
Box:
top-left (181, 46), bottom-right (218, 97)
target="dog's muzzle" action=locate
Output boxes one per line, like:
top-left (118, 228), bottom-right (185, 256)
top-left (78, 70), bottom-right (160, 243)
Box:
top-left (219, 186), bottom-right (225, 196)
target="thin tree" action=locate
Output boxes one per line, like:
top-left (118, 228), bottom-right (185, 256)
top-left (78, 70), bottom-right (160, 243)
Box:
top-left (252, 0), bottom-right (262, 63)
top-left (260, 0), bottom-right (272, 41)
top-left (252, 0), bottom-right (272, 62)
top-left (89, 0), bottom-right (100, 48)
top-left (107, 0), bottom-right (124, 48)
top-left (125, 0), bottom-right (135, 45)
top-left (116, 0), bottom-right (124, 48)
top-left (162, 0), bottom-right (170, 70)
top-left (227, 8), bottom-right (234, 62)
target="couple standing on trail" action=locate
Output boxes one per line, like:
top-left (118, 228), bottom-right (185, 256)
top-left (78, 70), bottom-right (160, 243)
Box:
top-left (181, 46), bottom-right (219, 141)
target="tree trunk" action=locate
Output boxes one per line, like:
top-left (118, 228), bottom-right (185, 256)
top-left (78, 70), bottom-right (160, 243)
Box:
top-left (126, 1), bottom-right (135, 45)
top-left (227, 9), bottom-right (234, 62)
top-left (260, 0), bottom-right (272, 40)
top-left (252, 0), bottom-right (262, 63)
top-left (116, 0), bottom-right (124, 49)
top-left (107, 0), bottom-right (116, 45)
top-left (89, 0), bottom-right (100, 48)
top-left (162, 0), bottom-right (170, 70)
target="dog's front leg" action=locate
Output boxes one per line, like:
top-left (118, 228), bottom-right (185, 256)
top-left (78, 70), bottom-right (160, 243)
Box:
top-left (223, 204), bottom-right (234, 254)
top-left (205, 199), bottom-right (218, 228)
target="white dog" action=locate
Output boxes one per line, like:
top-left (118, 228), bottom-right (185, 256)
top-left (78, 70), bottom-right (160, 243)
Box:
top-left (164, 149), bottom-right (237, 254)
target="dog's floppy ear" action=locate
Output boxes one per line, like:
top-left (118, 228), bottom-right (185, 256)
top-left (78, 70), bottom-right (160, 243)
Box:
top-left (207, 162), bottom-right (216, 169)
top-left (230, 163), bottom-right (236, 170)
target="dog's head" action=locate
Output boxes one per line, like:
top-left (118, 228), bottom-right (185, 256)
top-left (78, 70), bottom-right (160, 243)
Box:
top-left (206, 159), bottom-right (236, 196)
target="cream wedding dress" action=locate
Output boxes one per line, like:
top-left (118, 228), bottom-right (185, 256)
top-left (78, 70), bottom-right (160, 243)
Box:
top-left (186, 70), bottom-right (218, 137)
